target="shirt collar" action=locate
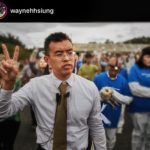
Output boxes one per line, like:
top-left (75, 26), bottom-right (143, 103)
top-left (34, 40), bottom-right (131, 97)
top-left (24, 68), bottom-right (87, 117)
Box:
top-left (51, 72), bottom-right (74, 88)
top-left (106, 71), bottom-right (118, 80)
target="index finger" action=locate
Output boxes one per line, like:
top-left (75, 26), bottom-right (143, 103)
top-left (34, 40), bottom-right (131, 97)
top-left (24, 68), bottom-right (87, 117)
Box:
top-left (13, 45), bottom-right (20, 61)
top-left (1, 44), bottom-right (10, 60)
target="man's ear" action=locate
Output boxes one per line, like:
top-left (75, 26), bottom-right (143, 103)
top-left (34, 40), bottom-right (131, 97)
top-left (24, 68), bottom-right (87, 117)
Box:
top-left (44, 55), bottom-right (49, 63)
top-left (44, 55), bottom-right (52, 69)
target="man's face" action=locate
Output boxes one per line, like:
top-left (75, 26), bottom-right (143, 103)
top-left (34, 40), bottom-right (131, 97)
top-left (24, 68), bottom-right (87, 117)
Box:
top-left (44, 40), bottom-right (75, 79)
top-left (108, 65), bottom-right (119, 78)
top-left (107, 56), bottom-right (119, 78)
top-left (85, 57), bottom-right (93, 65)
top-left (143, 54), bottom-right (150, 67)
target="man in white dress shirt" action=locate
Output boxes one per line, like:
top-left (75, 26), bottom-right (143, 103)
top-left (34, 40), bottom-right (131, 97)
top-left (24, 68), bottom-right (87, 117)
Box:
top-left (0, 32), bottom-right (106, 150)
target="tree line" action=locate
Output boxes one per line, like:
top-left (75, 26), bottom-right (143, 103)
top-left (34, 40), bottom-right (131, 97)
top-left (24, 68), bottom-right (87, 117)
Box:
top-left (0, 33), bottom-right (32, 60)
top-left (123, 36), bottom-right (150, 44)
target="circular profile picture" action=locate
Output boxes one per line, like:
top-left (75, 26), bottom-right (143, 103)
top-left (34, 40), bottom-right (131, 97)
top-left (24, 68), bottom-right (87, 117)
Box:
top-left (0, 2), bottom-right (7, 19)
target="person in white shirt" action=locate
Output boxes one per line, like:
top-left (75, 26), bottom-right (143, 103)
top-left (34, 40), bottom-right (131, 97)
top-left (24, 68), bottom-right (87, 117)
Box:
top-left (0, 32), bottom-right (106, 150)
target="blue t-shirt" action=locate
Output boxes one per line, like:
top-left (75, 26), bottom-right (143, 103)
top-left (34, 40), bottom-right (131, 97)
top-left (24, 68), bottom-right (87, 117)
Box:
top-left (94, 72), bottom-right (131, 128)
top-left (128, 64), bottom-right (150, 112)
top-left (119, 68), bottom-right (128, 79)
top-left (77, 60), bottom-right (83, 71)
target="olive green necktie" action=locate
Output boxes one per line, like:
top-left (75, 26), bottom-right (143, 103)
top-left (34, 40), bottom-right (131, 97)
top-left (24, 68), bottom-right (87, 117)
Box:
top-left (53, 82), bottom-right (68, 150)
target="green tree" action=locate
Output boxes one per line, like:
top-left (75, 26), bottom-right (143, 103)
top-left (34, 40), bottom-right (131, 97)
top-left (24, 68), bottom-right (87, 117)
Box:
top-left (124, 36), bottom-right (150, 44)
top-left (0, 33), bottom-right (32, 60)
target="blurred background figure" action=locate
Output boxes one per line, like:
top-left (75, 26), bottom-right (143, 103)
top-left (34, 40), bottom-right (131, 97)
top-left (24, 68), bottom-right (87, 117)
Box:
top-left (37, 56), bottom-right (50, 76)
top-left (21, 49), bottom-right (39, 128)
top-left (21, 49), bottom-right (39, 85)
top-left (100, 51), bottom-right (109, 72)
top-left (75, 52), bottom-right (83, 73)
top-left (78, 52), bottom-right (101, 81)
top-left (126, 53), bottom-right (136, 74)
top-left (21, 49), bottom-right (50, 129)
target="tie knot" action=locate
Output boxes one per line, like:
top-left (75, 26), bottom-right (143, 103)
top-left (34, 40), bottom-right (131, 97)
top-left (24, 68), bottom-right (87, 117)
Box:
top-left (59, 82), bottom-right (68, 95)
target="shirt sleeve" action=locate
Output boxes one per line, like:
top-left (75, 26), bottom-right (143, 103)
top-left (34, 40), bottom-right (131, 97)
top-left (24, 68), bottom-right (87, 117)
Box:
top-left (112, 89), bottom-right (133, 105)
top-left (0, 81), bottom-right (33, 119)
top-left (128, 65), bottom-right (150, 97)
top-left (129, 82), bottom-right (150, 97)
top-left (112, 76), bottom-right (133, 104)
top-left (88, 83), bottom-right (106, 150)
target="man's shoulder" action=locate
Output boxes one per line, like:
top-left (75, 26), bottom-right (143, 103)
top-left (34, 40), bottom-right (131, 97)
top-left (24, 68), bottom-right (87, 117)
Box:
top-left (79, 64), bottom-right (86, 69)
top-left (30, 74), bottom-right (51, 84)
top-left (91, 64), bottom-right (97, 68)
top-left (117, 74), bottom-right (127, 83)
top-left (94, 72), bottom-right (106, 79)
top-left (74, 74), bottom-right (96, 88)
top-left (128, 64), bottom-right (141, 78)
top-left (75, 73), bottom-right (91, 81)
top-left (74, 74), bottom-right (99, 97)
top-left (131, 64), bottom-right (138, 71)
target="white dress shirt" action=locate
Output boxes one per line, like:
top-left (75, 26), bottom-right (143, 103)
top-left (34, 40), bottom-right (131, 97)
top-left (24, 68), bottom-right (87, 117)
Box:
top-left (0, 73), bottom-right (106, 150)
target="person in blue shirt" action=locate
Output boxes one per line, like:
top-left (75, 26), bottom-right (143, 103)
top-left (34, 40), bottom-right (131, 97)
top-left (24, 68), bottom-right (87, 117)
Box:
top-left (128, 47), bottom-right (150, 150)
top-left (94, 55), bottom-right (132, 150)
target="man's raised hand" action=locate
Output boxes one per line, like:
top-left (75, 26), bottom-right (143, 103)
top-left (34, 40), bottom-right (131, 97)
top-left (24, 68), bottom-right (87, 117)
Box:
top-left (0, 44), bottom-right (20, 90)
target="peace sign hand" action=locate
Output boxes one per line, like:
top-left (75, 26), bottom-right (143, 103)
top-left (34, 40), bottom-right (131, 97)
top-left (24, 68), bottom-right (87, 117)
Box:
top-left (0, 44), bottom-right (20, 90)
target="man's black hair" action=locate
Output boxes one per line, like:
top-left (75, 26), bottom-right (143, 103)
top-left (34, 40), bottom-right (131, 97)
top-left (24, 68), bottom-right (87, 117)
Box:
top-left (84, 52), bottom-right (93, 58)
top-left (44, 32), bottom-right (72, 55)
top-left (136, 47), bottom-right (150, 68)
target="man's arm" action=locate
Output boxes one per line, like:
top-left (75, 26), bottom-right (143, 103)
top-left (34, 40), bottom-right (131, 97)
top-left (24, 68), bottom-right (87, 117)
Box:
top-left (112, 89), bottom-right (133, 105)
top-left (128, 64), bottom-right (150, 98)
top-left (0, 44), bottom-right (19, 90)
top-left (0, 44), bottom-right (31, 119)
top-left (88, 84), bottom-right (106, 150)
top-left (94, 57), bottom-right (101, 73)
top-left (0, 81), bottom-right (33, 119)
top-left (129, 82), bottom-right (150, 97)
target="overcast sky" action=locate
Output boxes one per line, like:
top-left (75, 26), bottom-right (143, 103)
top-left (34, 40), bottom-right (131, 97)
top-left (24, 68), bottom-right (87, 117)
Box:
top-left (0, 23), bottom-right (150, 48)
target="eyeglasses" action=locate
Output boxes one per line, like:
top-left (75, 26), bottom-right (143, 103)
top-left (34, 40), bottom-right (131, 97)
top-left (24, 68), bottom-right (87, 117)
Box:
top-left (51, 50), bottom-right (76, 59)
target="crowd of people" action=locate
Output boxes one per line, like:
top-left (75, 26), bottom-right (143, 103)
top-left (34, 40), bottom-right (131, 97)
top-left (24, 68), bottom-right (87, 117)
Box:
top-left (0, 32), bottom-right (150, 150)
